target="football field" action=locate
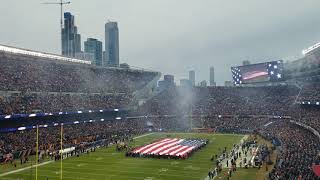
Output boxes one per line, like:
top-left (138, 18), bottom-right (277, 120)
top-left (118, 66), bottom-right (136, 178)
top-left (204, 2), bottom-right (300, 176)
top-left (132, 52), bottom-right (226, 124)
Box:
top-left (1, 133), bottom-right (244, 180)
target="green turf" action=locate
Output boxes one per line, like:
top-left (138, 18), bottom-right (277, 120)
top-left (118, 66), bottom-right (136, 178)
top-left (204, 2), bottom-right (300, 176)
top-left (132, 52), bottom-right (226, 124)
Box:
top-left (1, 133), bottom-right (244, 180)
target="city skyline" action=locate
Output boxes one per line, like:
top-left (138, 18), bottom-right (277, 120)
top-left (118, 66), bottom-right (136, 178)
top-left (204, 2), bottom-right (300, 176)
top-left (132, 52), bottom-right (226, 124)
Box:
top-left (1, 0), bottom-right (320, 85)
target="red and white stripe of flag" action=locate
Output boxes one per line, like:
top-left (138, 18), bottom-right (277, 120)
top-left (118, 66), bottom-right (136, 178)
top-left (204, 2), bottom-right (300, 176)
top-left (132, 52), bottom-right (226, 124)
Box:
top-left (132, 138), bottom-right (198, 157)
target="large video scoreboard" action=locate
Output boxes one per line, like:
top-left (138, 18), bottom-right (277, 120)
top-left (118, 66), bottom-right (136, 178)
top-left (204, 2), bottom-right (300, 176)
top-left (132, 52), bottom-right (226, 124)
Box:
top-left (231, 60), bottom-right (284, 85)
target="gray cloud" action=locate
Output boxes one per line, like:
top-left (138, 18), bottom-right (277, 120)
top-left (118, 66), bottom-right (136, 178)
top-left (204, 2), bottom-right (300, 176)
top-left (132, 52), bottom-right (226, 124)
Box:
top-left (1, 0), bottom-right (320, 85)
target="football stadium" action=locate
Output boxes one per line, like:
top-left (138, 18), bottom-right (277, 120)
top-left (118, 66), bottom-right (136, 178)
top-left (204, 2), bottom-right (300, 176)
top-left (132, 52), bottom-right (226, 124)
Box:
top-left (1, 1), bottom-right (320, 180)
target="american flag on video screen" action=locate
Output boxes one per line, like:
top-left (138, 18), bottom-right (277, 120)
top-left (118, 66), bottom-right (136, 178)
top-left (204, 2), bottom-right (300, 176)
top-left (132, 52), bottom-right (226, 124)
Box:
top-left (231, 60), bottom-right (283, 85)
top-left (132, 138), bottom-right (206, 157)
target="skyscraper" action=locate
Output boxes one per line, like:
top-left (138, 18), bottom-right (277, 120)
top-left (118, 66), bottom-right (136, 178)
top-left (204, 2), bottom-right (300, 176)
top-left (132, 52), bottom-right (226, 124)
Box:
top-left (189, 70), bottom-right (195, 86)
top-left (210, 66), bottom-right (216, 86)
top-left (105, 21), bottom-right (119, 67)
top-left (62, 12), bottom-right (81, 57)
top-left (84, 38), bottom-right (103, 66)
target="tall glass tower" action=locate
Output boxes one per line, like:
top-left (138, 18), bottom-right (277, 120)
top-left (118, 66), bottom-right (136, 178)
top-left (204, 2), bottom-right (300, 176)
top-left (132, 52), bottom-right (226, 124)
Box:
top-left (84, 38), bottom-right (103, 66)
top-left (62, 12), bottom-right (81, 57)
top-left (105, 21), bottom-right (119, 67)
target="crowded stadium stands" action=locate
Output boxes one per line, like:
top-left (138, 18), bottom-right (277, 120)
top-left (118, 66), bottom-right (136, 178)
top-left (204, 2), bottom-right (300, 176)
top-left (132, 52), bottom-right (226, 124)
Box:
top-left (134, 84), bottom-right (320, 179)
top-left (0, 93), bottom-right (132, 115)
top-left (0, 51), bottom-right (159, 115)
top-left (0, 118), bottom-right (146, 163)
top-left (297, 83), bottom-right (320, 103)
top-left (261, 121), bottom-right (320, 180)
top-left (0, 52), bottom-right (157, 93)
top-left (1, 46), bottom-right (320, 179)
top-left (138, 86), bottom-right (301, 116)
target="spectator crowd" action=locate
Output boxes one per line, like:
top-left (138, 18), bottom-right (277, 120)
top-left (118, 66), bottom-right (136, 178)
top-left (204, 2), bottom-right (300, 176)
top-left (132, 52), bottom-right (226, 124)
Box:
top-left (0, 51), bottom-right (320, 179)
top-left (0, 119), bottom-right (147, 162)
top-left (260, 121), bottom-right (320, 180)
top-left (0, 53), bottom-right (158, 115)
top-left (0, 53), bottom-right (157, 93)
top-left (136, 84), bottom-right (320, 179)
top-left (0, 93), bottom-right (132, 115)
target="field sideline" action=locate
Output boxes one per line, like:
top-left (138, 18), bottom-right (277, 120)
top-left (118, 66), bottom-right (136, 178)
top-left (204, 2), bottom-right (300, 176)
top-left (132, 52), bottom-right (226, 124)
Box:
top-left (1, 133), bottom-right (244, 180)
top-left (0, 133), bottom-right (156, 177)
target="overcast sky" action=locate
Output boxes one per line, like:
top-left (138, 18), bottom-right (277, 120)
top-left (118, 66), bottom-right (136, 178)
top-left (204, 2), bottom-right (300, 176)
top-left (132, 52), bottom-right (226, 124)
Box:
top-left (1, 0), bottom-right (320, 85)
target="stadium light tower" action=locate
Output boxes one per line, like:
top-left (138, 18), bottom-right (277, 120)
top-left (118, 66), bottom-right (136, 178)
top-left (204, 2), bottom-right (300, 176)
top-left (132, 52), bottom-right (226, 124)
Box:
top-left (43, 0), bottom-right (71, 54)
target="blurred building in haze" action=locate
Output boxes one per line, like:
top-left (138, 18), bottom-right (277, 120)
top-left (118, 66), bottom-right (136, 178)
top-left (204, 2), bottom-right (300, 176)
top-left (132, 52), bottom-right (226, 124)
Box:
top-left (224, 81), bottom-right (233, 87)
top-left (180, 79), bottom-right (192, 87)
top-left (199, 80), bottom-right (207, 87)
top-left (158, 75), bottom-right (175, 91)
top-left (189, 70), bottom-right (195, 86)
top-left (209, 66), bottom-right (216, 86)
top-left (242, 60), bottom-right (251, 66)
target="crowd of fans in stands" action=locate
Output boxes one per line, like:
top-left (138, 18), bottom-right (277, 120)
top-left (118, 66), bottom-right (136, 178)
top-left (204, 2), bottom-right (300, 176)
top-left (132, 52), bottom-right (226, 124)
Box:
top-left (0, 56), bottom-right (157, 93)
top-left (260, 121), bottom-right (320, 180)
top-left (297, 83), bottom-right (320, 103)
top-left (0, 54), bottom-right (157, 163)
top-left (136, 84), bottom-right (320, 179)
top-left (138, 86), bottom-right (301, 116)
top-left (0, 119), bottom-right (146, 159)
top-left (0, 93), bottom-right (132, 115)
top-left (1, 53), bottom-right (320, 179)
top-left (0, 55), bottom-right (159, 115)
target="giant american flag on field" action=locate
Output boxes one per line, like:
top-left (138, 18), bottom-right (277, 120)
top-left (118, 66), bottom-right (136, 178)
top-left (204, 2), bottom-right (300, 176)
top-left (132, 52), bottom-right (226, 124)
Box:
top-left (131, 138), bottom-right (207, 157)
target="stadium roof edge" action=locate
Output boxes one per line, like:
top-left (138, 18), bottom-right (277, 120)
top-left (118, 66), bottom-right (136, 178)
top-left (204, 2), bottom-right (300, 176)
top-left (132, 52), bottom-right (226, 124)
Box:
top-left (0, 44), bottom-right (160, 74)
top-left (0, 44), bottom-right (91, 65)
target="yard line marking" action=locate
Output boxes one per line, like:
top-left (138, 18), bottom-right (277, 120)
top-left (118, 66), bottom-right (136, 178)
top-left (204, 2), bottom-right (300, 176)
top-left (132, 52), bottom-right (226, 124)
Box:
top-left (28, 166), bottom-right (202, 179)
top-left (0, 160), bottom-right (53, 177)
top-left (133, 132), bottom-right (155, 139)
top-left (0, 132), bottom-right (156, 177)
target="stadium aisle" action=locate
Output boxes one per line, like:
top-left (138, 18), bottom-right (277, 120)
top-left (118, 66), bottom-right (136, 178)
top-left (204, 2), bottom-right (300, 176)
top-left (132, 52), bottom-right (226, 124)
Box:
top-left (206, 135), bottom-right (249, 180)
